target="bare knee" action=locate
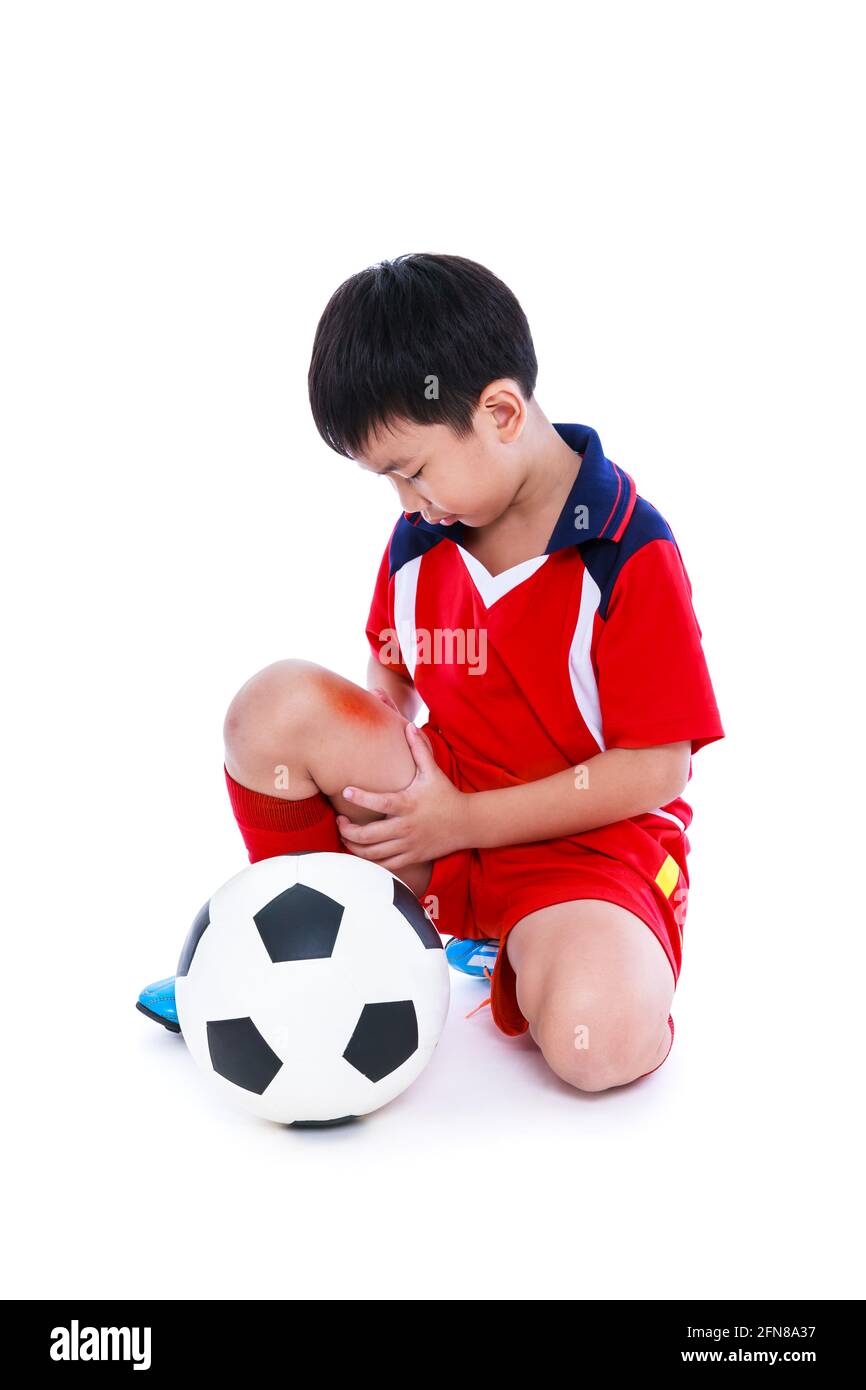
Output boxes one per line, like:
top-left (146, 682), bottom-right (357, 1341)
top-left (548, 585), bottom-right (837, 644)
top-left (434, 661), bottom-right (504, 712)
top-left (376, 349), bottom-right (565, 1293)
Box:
top-left (532, 985), bottom-right (668, 1092)
top-left (223, 658), bottom-right (323, 789)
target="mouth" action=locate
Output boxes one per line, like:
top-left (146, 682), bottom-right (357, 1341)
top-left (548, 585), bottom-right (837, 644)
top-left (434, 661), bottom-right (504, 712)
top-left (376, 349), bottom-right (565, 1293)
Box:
top-left (426, 512), bottom-right (458, 525)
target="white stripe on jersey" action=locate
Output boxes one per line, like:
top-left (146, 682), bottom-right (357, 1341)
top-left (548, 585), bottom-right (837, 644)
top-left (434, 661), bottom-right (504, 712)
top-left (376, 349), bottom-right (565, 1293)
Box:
top-left (645, 805), bottom-right (688, 832)
top-left (393, 555), bottom-right (422, 679)
top-left (568, 569), bottom-right (605, 753)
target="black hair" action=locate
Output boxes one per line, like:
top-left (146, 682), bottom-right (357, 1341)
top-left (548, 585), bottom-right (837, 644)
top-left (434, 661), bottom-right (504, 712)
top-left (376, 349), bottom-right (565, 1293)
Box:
top-left (307, 253), bottom-right (538, 459)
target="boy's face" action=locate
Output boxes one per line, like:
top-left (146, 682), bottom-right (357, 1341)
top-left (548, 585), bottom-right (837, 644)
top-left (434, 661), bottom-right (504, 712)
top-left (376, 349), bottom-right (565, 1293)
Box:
top-left (354, 395), bottom-right (522, 530)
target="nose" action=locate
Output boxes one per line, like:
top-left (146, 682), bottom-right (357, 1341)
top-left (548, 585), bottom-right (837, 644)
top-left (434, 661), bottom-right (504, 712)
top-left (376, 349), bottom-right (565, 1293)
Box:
top-left (392, 478), bottom-right (417, 509)
top-left (394, 481), bottom-right (429, 514)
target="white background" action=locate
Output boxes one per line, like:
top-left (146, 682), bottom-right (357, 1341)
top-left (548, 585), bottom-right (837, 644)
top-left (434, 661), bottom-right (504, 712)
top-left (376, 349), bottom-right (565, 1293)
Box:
top-left (2, 1), bottom-right (863, 1301)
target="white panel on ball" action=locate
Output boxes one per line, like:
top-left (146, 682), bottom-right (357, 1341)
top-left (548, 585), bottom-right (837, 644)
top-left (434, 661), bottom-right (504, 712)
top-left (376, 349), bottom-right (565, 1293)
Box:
top-left (175, 853), bottom-right (450, 1125)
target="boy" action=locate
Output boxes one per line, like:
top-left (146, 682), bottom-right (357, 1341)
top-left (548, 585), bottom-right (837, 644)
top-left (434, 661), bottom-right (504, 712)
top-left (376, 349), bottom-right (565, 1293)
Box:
top-left (137, 253), bottom-right (724, 1092)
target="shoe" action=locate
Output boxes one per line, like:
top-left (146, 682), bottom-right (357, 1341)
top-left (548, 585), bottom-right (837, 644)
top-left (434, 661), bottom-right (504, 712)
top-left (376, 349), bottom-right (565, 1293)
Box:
top-left (137, 940), bottom-right (502, 1031)
top-left (444, 936), bottom-right (499, 979)
top-left (136, 975), bottom-right (181, 1033)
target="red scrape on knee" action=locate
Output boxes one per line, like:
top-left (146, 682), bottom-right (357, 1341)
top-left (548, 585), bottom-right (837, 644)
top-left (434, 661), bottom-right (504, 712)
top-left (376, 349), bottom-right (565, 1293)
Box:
top-left (315, 679), bottom-right (390, 727)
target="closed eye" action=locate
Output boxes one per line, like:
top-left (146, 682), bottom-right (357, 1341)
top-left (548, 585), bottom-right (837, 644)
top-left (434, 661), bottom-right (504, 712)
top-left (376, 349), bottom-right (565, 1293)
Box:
top-left (408, 467), bottom-right (424, 482)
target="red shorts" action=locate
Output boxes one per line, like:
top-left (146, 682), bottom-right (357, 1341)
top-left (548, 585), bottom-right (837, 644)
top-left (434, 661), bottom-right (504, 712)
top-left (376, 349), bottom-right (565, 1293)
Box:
top-left (420, 723), bottom-right (685, 1039)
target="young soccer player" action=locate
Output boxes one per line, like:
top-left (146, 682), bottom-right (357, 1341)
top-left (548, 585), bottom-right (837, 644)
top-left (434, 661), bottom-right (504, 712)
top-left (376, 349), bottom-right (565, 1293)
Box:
top-left (137, 253), bottom-right (724, 1092)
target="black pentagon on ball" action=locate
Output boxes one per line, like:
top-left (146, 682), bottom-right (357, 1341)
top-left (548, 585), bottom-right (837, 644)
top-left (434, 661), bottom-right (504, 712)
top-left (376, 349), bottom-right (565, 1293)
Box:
top-left (392, 878), bottom-right (442, 949)
top-left (291, 1115), bottom-right (357, 1128)
top-left (177, 899), bottom-right (210, 977)
top-left (343, 1000), bottom-right (418, 1082)
top-left (206, 1017), bottom-right (283, 1094)
top-left (254, 882), bottom-right (345, 962)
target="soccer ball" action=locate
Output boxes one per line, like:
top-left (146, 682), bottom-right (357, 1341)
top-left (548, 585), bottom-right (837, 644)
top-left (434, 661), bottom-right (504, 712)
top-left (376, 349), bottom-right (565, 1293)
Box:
top-left (174, 853), bottom-right (450, 1125)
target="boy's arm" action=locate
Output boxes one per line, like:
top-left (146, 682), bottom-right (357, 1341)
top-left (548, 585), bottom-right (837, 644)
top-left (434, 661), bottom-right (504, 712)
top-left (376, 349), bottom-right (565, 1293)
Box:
top-left (366, 653), bottom-right (423, 723)
top-left (364, 523), bottom-right (424, 722)
top-left (462, 741), bottom-right (692, 850)
top-left (457, 525), bottom-right (724, 849)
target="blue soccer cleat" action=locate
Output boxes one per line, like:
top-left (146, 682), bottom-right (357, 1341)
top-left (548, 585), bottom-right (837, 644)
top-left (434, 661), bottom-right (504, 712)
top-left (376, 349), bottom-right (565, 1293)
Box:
top-left (136, 975), bottom-right (181, 1033)
top-left (444, 936), bottom-right (499, 979)
top-left (138, 941), bottom-right (501, 1031)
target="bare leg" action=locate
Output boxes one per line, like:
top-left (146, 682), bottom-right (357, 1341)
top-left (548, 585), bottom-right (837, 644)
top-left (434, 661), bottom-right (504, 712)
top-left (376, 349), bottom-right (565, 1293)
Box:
top-left (223, 658), bottom-right (434, 899)
top-left (505, 899), bottom-right (676, 1091)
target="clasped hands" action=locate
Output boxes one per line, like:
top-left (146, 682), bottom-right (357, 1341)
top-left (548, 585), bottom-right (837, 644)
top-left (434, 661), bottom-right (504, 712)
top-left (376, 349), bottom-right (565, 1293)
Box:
top-left (335, 691), bottom-right (470, 872)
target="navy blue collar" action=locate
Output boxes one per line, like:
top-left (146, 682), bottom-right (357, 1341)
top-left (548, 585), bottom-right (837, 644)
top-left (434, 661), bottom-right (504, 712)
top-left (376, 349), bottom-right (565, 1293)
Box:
top-left (402, 422), bottom-right (636, 550)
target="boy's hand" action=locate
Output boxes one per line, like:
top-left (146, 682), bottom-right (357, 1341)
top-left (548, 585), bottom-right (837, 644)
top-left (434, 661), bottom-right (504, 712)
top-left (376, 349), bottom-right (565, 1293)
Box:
top-left (369, 685), bottom-right (401, 715)
top-left (336, 722), bottom-right (469, 870)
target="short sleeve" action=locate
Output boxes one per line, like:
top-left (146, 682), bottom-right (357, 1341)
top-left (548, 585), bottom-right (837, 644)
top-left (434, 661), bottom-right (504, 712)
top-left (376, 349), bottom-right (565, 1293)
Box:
top-left (365, 527), bottom-right (412, 681)
top-left (595, 537), bottom-right (724, 755)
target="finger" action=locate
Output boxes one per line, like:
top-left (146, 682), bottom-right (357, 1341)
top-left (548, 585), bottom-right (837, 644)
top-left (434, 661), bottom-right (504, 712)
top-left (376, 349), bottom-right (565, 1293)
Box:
top-left (381, 853), bottom-right (421, 873)
top-left (370, 686), bottom-right (400, 715)
top-left (337, 813), bottom-right (406, 846)
top-left (341, 835), bottom-right (407, 864)
top-left (340, 786), bottom-right (403, 814)
top-left (405, 721), bottom-right (437, 770)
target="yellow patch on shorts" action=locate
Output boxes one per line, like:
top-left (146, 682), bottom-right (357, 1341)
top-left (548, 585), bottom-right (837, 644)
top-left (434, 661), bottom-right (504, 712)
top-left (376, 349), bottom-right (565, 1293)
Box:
top-left (655, 854), bottom-right (679, 898)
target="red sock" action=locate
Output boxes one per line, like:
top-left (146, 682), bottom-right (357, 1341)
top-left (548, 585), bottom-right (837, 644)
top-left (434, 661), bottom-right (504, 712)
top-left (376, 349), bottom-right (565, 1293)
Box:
top-left (224, 766), bottom-right (347, 863)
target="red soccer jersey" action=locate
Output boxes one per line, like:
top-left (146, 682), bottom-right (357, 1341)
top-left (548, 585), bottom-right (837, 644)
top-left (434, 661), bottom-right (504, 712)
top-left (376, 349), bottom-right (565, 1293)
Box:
top-left (365, 421), bottom-right (724, 933)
